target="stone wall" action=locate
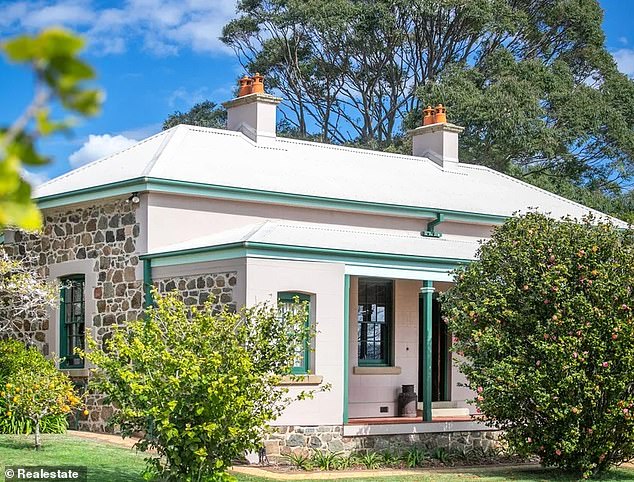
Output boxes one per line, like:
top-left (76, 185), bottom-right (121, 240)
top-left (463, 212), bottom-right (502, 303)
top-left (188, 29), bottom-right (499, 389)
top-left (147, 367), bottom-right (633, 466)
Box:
top-left (264, 425), bottom-right (501, 463)
top-left (3, 199), bottom-right (143, 431)
top-left (154, 272), bottom-right (238, 313)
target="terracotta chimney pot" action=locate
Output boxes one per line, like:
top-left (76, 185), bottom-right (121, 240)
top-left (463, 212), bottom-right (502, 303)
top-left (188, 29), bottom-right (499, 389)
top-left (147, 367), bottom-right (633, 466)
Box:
top-left (423, 105), bottom-right (435, 126)
top-left (434, 104), bottom-right (447, 124)
top-left (237, 75), bottom-right (252, 97)
top-left (251, 72), bottom-right (265, 94)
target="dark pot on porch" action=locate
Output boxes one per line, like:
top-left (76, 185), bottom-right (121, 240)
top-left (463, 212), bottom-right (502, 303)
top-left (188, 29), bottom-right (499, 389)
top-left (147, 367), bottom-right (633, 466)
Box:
top-left (398, 384), bottom-right (418, 417)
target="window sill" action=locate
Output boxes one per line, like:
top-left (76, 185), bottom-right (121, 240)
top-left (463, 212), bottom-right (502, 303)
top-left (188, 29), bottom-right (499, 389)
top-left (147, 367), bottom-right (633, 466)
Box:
top-left (60, 368), bottom-right (90, 377)
top-left (279, 375), bottom-right (324, 385)
top-left (353, 366), bottom-right (402, 375)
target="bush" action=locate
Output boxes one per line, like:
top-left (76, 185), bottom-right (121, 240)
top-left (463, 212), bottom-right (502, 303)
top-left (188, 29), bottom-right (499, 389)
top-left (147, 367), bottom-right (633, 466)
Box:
top-left (84, 291), bottom-right (318, 481)
top-left (442, 212), bottom-right (634, 478)
top-left (0, 339), bottom-right (82, 447)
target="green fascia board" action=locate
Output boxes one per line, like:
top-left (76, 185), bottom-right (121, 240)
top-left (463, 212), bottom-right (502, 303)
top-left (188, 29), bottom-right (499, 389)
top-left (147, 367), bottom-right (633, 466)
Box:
top-left (35, 176), bottom-right (507, 225)
top-left (142, 240), bottom-right (471, 271)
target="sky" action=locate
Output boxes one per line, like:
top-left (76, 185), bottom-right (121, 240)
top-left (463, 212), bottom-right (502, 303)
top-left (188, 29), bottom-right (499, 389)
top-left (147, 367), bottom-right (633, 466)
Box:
top-left (0, 0), bottom-right (633, 186)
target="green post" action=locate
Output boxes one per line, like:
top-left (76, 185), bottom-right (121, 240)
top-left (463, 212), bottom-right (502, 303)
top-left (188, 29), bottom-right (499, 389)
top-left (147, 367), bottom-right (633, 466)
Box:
top-left (143, 258), bottom-right (153, 309)
top-left (343, 275), bottom-right (350, 424)
top-left (421, 280), bottom-right (434, 422)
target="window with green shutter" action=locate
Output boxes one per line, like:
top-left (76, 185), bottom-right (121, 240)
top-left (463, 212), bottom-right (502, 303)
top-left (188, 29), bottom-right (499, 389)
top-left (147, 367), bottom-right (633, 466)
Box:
top-left (278, 292), bottom-right (311, 374)
top-left (60, 275), bottom-right (85, 369)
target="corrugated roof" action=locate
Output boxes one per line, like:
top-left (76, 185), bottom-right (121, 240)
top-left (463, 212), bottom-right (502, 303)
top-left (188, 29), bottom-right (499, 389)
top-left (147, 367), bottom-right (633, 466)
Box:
top-left (35, 124), bottom-right (627, 226)
top-left (147, 219), bottom-right (482, 261)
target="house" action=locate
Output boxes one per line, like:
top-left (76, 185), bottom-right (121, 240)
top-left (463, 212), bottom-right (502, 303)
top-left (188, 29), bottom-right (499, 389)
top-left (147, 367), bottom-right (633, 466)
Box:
top-left (3, 76), bottom-right (627, 456)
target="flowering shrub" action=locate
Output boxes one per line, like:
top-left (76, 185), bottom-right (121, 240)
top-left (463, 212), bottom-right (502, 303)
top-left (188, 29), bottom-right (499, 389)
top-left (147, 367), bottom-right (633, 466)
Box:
top-left (442, 212), bottom-right (634, 478)
top-left (83, 291), bottom-right (320, 481)
top-left (0, 339), bottom-right (83, 448)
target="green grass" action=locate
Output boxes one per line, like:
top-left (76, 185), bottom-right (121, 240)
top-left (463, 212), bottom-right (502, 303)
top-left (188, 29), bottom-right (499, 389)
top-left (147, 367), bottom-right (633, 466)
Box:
top-left (1, 434), bottom-right (633, 481)
top-left (0, 434), bottom-right (147, 482)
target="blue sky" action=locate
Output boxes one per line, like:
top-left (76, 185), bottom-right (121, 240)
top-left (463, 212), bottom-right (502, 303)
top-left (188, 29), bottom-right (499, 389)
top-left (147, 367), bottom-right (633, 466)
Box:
top-left (1, 0), bottom-right (633, 186)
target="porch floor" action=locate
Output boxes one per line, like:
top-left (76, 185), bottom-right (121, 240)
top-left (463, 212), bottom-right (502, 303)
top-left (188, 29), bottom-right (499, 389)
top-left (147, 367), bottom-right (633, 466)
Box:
top-left (347, 410), bottom-right (476, 425)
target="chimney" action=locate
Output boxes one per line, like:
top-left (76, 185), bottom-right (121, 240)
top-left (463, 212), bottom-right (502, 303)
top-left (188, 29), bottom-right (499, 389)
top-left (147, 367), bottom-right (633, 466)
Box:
top-left (407, 104), bottom-right (464, 166)
top-left (222, 73), bottom-right (282, 143)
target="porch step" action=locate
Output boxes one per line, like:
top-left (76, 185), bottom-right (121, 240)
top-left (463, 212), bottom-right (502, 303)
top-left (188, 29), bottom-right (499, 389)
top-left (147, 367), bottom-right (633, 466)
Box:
top-left (432, 407), bottom-right (471, 418)
top-left (431, 401), bottom-right (459, 409)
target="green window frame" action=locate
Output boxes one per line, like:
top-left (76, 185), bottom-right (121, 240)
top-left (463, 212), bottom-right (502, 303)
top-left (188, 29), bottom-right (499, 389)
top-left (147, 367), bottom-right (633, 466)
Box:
top-left (278, 292), bottom-right (311, 375)
top-left (357, 278), bottom-right (393, 366)
top-left (59, 275), bottom-right (85, 369)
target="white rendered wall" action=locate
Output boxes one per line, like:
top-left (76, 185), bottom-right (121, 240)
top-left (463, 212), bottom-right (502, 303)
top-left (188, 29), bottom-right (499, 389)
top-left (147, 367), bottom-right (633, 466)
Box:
top-left (245, 257), bottom-right (346, 426)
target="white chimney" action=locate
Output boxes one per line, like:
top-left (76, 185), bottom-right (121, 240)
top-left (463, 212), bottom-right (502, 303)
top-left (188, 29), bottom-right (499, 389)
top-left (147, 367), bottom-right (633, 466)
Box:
top-left (222, 73), bottom-right (281, 143)
top-left (407, 104), bottom-right (464, 167)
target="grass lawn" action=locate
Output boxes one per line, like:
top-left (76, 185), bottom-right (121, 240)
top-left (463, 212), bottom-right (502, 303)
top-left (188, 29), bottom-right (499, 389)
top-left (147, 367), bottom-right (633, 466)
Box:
top-left (1, 434), bottom-right (634, 481)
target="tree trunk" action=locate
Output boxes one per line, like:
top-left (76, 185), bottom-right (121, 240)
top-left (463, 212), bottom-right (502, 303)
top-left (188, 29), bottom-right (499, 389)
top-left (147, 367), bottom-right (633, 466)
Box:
top-left (34, 420), bottom-right (41, 451)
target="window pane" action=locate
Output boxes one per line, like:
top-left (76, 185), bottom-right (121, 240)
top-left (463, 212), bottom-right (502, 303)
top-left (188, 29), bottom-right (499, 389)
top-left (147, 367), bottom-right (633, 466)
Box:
top-left (61, 277), bottom-right (85, 367)
top-left (278, 293), bottom-right (310, 373)
top-left (357, 279), bottom-right (392, 364)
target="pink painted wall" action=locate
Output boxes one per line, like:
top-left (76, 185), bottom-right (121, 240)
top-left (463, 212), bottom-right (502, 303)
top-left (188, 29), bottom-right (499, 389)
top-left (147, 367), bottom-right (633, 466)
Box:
top-left (348, 277), bottom-right (422, 419)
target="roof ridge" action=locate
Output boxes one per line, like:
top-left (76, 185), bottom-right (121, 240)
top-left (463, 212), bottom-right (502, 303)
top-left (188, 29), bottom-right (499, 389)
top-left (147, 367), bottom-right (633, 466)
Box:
top-left (141, 126), bottom-right (182, 176)
top-left (38, 128), bottom-right (173, 189)
top-left (479, 165), bottom-right (624, 223)
top-left (275, 136), bottom-right (446, 172)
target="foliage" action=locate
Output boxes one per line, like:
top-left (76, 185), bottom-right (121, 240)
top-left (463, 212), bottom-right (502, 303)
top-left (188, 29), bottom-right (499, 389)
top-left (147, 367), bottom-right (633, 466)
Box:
top-left (403, 447), bottom-right (429, 468)
top-left (310, 450), bottom-right (342, 471)
top-left (0, 339), bottom-right (82, 449)
top-left (284, 451), bottom-right (312, 470)
top-left (162, 100), bottom-right (227, 131)
top-left (414, 47), bottom-right (634, 191)
top-left (358, 451), bottom-right (382, 469)
top-left (380, 450), bottom-right (400, 467)
top-left (0, 28), bottom-right (101, 230)
top-left (442, 212), bottom-right (634, 478)
top-left (0, 250), bottom-right (58, 339)
top-left (83, 291), bottom-right (317, 481)
top-left (431, 447), bottom-right (452, 465)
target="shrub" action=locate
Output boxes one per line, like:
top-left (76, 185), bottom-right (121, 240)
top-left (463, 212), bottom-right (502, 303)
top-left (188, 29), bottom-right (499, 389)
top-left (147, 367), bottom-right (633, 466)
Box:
top-left (403, 447), bottom-right (429, 468)
top-left (83, 291), bottom-right (319, 481)
top-left (285, 452), bottom-right (312, 470)
top-left (442, 212), bottom-right (634, 478)
top-left (0, 339), bottom-right (82, 448)
top-left (311, 450), bottom-right (341, 470)
top-left (359, 451), bottom-right (382, 469)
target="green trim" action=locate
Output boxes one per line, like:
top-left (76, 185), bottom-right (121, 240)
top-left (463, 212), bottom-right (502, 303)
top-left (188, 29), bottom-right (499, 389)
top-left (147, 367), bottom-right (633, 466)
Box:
top-left (357, 278), bottom-right (393, 366)
top-left (343, 275), bottom-right (350, 424)
top-left (142, 240), bottom-right (470, 272)
top-left (143, 258), bottom-right (153, 309)
top-left (36, 176), bottom-right (507, 226)
top-left (59, 275), bottom-right (86, 370)
top-left (278, 292), bottom-right (311, 375)
top-left (422, 281), bottom-right (433, 422)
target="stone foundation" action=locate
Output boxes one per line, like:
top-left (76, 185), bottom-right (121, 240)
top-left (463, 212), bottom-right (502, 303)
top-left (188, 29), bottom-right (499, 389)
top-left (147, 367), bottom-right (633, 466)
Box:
top-left (264, 425), bottom-right (501, 463)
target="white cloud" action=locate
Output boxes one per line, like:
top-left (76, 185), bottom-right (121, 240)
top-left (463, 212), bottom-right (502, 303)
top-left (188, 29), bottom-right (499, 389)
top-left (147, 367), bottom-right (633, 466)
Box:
top-left (69, 134), bottom-right (138, 167)
top-left (167, 86), bottom-right (209, 108)
top-left (21, 168), bottom-right (49, 187)
top-left (0, 0), bottom-right (236, 57)
top-left (619, 36), bottom-right (628, 46)
top-left (613, 48), bottom-right (634, 77)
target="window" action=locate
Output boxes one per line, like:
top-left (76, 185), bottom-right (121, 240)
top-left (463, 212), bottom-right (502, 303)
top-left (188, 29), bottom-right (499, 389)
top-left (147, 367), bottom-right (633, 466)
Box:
top-left (60, 276), bottom-right (85, 368)
top-left (357, 278), bottom-right (393, 365)
top-left (278, 292), bottom-right (311, 374)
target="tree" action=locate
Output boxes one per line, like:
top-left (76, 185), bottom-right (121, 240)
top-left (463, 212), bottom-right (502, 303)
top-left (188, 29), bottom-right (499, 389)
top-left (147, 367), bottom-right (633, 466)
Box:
top-left (0, 28), bottom-right (101, 230)
top-left (442, 212), bottom-right (634, 478)
top-left (0, 250), bottom-right (57, 340)
top-left (83, 292), bottom-right (319, 481)
top-left (222, 1), bottom-right (634, 188)
top-left (1, 339), bottom-right (83, 449)
top-left (162, 101), bottom-right (226, 130)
